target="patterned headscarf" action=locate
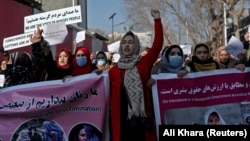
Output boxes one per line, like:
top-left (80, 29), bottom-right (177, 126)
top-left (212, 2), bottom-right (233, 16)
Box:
top-left (118, 31), bottom-right (146, 119)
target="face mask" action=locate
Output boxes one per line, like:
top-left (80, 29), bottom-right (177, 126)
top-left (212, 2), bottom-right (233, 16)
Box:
top-left (76, 56), bottom-right (87, 67)
top-left (169, 55), bottom-right (183, 69)
top-left (97, 59), bottom-right (106, 66)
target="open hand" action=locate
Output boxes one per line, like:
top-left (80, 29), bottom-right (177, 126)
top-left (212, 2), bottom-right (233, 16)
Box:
top-left (30, 26), bottom-right (43, 43)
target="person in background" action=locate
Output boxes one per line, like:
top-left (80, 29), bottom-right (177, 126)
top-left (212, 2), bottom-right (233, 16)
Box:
top-left (90, 52), bottom-right (96, 64)
top-left (159, 45), bottom-right (188, 77)
top-left (0, 59), bottom-right (7, 75)
top-left (108, 9), bottom-right (163, 141)
top-left (95, 51), bottom-right (112, 72)
top-left (187, 43), bottom-right (220, 72)
top-left (3, 51), bottom-right (36, 88)
top-left (71, 46), bottom-right (98, 76)
top-left (140, 47), bottom-right (150, 56)
top-left (213, 46), bottom-right (245, 71)
top-left (30, 27), bottom-right (73, 80)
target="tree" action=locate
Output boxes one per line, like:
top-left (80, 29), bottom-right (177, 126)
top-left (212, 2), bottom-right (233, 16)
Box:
top-left (123, 0), bottom-right (245, 49)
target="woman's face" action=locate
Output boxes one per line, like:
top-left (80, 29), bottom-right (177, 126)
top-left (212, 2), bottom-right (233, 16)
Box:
top-left (76, 50), bottom-right (86, 57)
top-left (195, 46), bottom-right (209, 61)
top-left (58, 51), bottom-right (69, 66)
top-left (78, 128), bottom-right (87, 141)
top-left (168, 48), bottom-right (182, 58)
top-left (121, 35), bottom-right (135, 56)
top-left (1, 60), bottom-right (7, 71)
top-left (96, 53), bottom-right (106, 60)
top-left (208, 115), bottom-right (220, 125)
top-left (219, 50), bottom-right (229, 63)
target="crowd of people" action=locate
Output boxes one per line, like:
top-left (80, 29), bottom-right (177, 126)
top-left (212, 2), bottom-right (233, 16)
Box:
top-left (0, 8), bottom-right (250, 141)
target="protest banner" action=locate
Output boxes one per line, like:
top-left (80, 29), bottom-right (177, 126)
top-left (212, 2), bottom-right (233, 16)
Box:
top-left (152, 68), bottom-right (250, 139)
top-left (24, 5), bottom-right (82, 33)
top-left (0, 73), bottom-right (109, 141)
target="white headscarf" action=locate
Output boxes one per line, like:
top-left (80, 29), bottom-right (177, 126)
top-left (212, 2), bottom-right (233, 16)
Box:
top-left (204, 108), bottom-right (226, 125)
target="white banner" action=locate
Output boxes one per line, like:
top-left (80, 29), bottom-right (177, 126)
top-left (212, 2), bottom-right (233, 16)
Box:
top-left (2, 32), bottom-right (33, 51)
top-left (24, 5), bottom-right (82, 33)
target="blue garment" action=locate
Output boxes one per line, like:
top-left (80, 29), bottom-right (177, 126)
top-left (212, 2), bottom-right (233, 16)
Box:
top-left (43, 121), bottom-right (65, 141)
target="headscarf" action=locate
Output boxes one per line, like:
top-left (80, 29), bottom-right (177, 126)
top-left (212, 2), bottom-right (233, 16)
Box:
top-left (83, 124), bottom-right (100, 141)
top-left (190, 43), bottom-right (219, 72)
top-left (118, 31), bottom-right (146, 119)
top-left (55, 48), bottom-right (72, 69)
top-left (214, 46), bottom-right (237, 69)
top-left (72, 46), bottom-right (92, 76)
top-left (4, 51), bottom-right (34, 87)
top-left (161, 45), bottom-right (184, 73)
top-left (95, 51), bottom-right (110, 71)
top-left (204, 108), bottom-right (226, 125)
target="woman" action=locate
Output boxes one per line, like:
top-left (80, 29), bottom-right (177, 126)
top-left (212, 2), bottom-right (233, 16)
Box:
top-left (214, 46), bottom-right (245, 71)
top-left (188, 43), bottom-right (220, 72)
top-left (95, 51), bottom-right (112, 71)
top-left (45, 47), bottom-right (73, 80)
top-left (30, 27), bottom-right (73, 81)
top-left (204, 108), bottom-right (226, 125)
top-left (69, 123), bottom-right (100, 141)
top-left (160, 45), bottom-right (188, 77)
top-left (3, 51), bottom-right (36, 87)
top-left (71, 46), bottom-right (98, 76)
top-left (108, 9), bottom-right (163, 141)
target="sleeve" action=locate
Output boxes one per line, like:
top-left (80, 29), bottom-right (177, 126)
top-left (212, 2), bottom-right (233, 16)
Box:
top-left (142, 19), bottom-right (163, 68)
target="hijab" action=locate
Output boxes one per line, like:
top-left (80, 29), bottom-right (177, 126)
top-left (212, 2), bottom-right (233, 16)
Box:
top-left (72, 46), bottom-right (92, 76)
top-left (118, 31), bottom-right (146, 119)
top-left (161, 45), bottom-right (184, 73)
top-left (55, 48), bottom-right (72, 69)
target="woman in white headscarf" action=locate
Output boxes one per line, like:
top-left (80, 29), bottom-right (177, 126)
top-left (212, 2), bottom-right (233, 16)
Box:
top-left (204, 108), bottom-right (226, 125)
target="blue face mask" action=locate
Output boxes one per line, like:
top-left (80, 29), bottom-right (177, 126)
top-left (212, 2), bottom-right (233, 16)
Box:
top-left (97, 59), bottom-right (106, 66)
top-left (169, 55), bottom-right (183, 68)
top-left (76, 56), bottom-right (87, 67)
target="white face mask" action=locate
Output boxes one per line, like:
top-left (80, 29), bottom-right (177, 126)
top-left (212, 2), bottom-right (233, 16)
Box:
top-left (97, 59), bottom-right (106, 66)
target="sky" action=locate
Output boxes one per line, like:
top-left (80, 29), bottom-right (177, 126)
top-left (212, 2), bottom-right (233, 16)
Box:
top-left (87, 0), bottom-right (128, 34)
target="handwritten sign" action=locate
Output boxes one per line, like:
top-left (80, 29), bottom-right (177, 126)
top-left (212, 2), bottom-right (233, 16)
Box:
top-left (43, 22), bottom-right (68, 46)
top-left (225, 35), bottom-right (243, 58)
top-left (107, 40), bottom-right (120, 53)
top-left (24, 5), bottom-right (82, 33)
top-left (180, 45), bottom-right (192, 55)
top-left (75, 30), bottom-right (86, 43)
top-left (2, 32), bottom-right (33, 51)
